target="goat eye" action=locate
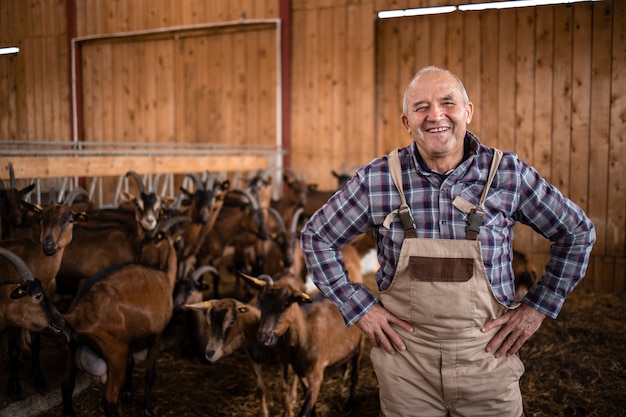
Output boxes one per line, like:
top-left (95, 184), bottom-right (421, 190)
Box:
top-left (10, 286), bottom-right (27, 299)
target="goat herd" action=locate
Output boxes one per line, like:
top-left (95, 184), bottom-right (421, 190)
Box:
top-left (0, 164), bottom-right (538, 417)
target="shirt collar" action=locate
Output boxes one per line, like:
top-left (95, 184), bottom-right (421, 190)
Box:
top-left (413, 132), bottom-right (478, 178)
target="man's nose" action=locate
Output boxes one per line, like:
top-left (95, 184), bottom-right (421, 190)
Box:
top-left (427, 103), bottom-right (444, 120)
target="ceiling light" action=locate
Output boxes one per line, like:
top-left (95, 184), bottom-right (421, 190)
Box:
top-left (378, 6), bottom-right (457, 19)
top-left (459, 0), bottom-right (601, 11)
top-left (0, 47), bottom-right (20, 55)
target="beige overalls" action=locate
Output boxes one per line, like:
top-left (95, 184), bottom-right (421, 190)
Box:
top-left (371, 149), bottom-right (525, 417)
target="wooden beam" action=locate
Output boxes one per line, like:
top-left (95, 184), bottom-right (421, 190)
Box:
top-left (0, 155), bottom-right (268, 180)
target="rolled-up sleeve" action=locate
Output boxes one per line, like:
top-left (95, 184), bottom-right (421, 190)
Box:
top-left (514, 161), bottom-right (596, 318)
top-left (300, 172), bottom-right (379, 326)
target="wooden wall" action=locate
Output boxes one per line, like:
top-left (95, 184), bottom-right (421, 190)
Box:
top-left (372, 0), bottom-right (625, 292)
top-left (0, 0), bottom-right (624, 292)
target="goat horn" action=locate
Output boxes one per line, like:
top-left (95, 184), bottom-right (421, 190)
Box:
top-left (0, 247), bottom-right (35, 282)
top-left (283, 167), bottom-right (299, 180)
top-left (63, 187), bottom-right (89, 206)
top-left (257, 274), bottom-right (274, 286)
top-left (267, 207), bottom-right (286, 233)
top-left (152, 173), bottom-right (164, 194)
top-left (125, 170), bottom-right (146, 194)
top-left (231, 188), bottom-right (260, 210)
top-left (190, 265), bottom-right (220, 283)
top-left (8, 163), bottom-right (17, 190)
top-left (238, 272), bottom-right (271, 287)
top-left (184, 173), bottom-right (204, 191)
top-left (48, 187), bottom-right (57, 205)
top-left (203, 171), bottom-right (216, 190)
top-left (290, 207), bottom-right (304, 234)
top-left (157, 215), bottom-right (190, 233)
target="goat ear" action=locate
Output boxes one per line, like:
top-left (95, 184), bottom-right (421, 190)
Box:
top-left (74, 211), bottom-right (89, 222)
top-left (119, 191), bottom-right (134, 203)
top-left (297, 292), bottom-right (313, 304)
top-left (20, 200), bottom-right (43, 214)
top-left (19, 183), bottom-right (36, 196)
top-left (162, 196), bottom-right (176, 205)
top-left (184, 300), bottom-right (212, 311)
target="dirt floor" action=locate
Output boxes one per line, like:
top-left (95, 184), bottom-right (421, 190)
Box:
top-left (1, 270), bottom-right (625, 417)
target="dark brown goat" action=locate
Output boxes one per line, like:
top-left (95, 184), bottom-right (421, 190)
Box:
top-left (0, 246), bottom-right (65, 335)
top-left (60, 216), bottom-right (186, 417)
top-left (241, 272), bottom-right (364, 417)
top-left (0, 162), bottom-right (37, 240)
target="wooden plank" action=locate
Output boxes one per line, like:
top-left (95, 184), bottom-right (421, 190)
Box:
top-left (569, 3), bottom-right (592, 212)
top-left (112, 42), bottom-right (126, 143)
top-left (156, 39), bottom-right (175, 142)
top-left (480, 10), bottom-right (499, 146)
top-left (0, 155), bottom-right (269, 179)
top-left (532, 6), bottom-right (554, 252)
top-left (234, 30), bottom-right (249, 146)
top-left (430, 14), bottom-right (448, 68)
top-left (375, 17), bottom-right (401, 155)
top-left (301, 7), bottom-right (320, 178)
top-left (513, 8), bottom-right (536, 253)
top-left (588, 1), bottom-right (613, 260)
top-left (551, 7), bottom-right (572, 192)
top-left (356, 1), bottom-right (375, 164)
top-left (259, 28), bottom-right (277, 147)
top-left (446, 11), bottom-right (464, 80)
top-left (608, 0), bottom-right (626, 268)
top-left (331, 5), bottom-right (347, 175)
top-left (463, 11), bottom-right (481, 135)
top-left (143, 41), bottom-right (158, 144)
top-left (100, 44), bottom-right (114, 142)
top-left (82, 43), bottom-right (97, 142)
top-left (515, 8), bottom-right (534, 164)
top-left (289, 8), bottom-right (306, 173)
top-left (316, 7), bottom-right (334, 188)
top-left (497, 9), bottom-right (516, 153)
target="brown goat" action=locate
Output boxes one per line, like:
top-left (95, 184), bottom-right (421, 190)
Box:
top-left (0, 193), bottom-right (87, 399)
top-left (0, 246), bottom-right (65, 335)
top-left (60, 216), bottom-right (186, 417)
top-left (195, 188), bottom-right (268, 298)
top-left (513, 249), bottom-right (540, 302)
top-left (184, 298), bottom-right (287, 417)
top-left (56, 178), bottom-right (166, 294)
top-left (241, 272), bottom-right (364, 417)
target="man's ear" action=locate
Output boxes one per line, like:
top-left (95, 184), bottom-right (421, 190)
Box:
top-left (466, 102), bottom-right (474, 124)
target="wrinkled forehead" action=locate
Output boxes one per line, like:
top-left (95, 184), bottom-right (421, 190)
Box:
top-left (408, 71), bottom-right (465, 102)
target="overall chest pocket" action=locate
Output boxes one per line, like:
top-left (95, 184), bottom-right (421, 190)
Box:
top-left (409, 256), bottom-right (473, 282)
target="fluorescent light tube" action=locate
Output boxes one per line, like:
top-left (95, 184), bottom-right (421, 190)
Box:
top-left (0, 46), bottom-right (20, 55)
top-left (378, 6), bottom-right (457, 19)
top-left (459, 0), bottom-right (601, 11)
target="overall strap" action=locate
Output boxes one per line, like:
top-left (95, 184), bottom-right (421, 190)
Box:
top-left (383, 149), bottom-right (417, 238)
top-left (464, 148), bottom-right (503, 240)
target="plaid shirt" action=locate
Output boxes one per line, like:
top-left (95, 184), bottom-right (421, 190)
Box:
top-left (300, 132), bottom-right (596, 326)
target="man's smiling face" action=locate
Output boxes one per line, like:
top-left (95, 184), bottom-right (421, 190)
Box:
top-left (401, 70), bottom-right (474, 172)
